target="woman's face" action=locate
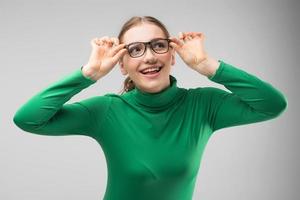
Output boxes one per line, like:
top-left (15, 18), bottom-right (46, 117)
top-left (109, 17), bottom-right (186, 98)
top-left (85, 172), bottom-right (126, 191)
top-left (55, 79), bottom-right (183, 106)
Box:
top-left (119, 23), bottom-right (175, 93)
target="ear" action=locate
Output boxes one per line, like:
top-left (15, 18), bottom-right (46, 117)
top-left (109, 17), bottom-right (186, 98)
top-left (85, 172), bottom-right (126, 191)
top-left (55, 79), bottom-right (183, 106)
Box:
top-left (119, 59), bottom-right (128, 75)
top-left (171, 50), bottom-right (175, 66)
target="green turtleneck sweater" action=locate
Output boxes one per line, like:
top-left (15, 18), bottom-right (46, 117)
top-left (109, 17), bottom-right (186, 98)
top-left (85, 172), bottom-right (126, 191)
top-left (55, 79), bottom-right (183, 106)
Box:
top-left (13, 60), bottom-right (287, 200)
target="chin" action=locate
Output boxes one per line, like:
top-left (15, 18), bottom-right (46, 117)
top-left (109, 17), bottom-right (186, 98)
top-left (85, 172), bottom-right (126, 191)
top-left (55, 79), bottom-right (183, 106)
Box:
top-left (139, 80), bottom-right (169, 93)
top-left (132, 69), bottom-right (171, 93)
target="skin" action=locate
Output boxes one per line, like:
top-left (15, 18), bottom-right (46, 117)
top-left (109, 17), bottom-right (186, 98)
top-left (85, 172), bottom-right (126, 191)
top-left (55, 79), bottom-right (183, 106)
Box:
top-left (82, 22), bottom-right (220, 93)
top-left (119, 23), bottom-right (175, 93)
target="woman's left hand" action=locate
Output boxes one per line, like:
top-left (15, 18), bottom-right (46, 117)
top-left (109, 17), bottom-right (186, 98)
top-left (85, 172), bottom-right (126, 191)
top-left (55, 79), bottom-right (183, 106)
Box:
top-left (169, 32), bottom-right (208, 71)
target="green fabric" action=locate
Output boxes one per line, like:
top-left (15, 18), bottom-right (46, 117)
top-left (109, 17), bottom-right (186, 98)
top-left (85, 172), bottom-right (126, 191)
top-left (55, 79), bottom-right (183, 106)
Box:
top-left (13, 60), bottom-right (287, 200)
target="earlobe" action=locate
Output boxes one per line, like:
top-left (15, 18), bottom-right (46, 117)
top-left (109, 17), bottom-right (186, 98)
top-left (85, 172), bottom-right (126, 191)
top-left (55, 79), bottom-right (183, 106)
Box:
top-left (171, 52), bottom-right (175, 66)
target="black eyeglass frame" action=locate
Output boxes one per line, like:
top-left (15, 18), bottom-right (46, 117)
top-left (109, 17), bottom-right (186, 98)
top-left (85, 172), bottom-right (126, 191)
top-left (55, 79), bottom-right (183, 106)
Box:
top-left (125, 38), bottom-right (171, 58)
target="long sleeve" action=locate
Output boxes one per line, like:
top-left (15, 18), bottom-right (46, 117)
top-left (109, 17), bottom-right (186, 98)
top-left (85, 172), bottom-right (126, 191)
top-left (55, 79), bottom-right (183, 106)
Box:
top-left (13, 68), bottom-right (107, 138)
top-left (201, 60), bottom-right (287, 132)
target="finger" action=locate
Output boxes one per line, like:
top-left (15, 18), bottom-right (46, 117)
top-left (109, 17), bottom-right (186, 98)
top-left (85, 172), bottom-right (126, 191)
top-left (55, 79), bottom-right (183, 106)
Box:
top-left (99, 36), bottom-right (110, 46)
top-left (169, 40), bottom-right (184, 55)
top-left (186, 35), bottom-right (193, 40)
top-left (169, 42), bottom-right (180, 51)
top-left (187, 32), bottom-right (197, 36)
top-left (178, 32), bottom-right (186, 44)
top-left (108, 43), bottom-right (126, 57)
top-left (96, 37), bottom-right (105, 46)
top-left (104, 37), bottom-right (114, 47)
top-left (111, 37), bottom-right (119, 46)
top-left (178, 32), bottom-right (184, 40)
top-left (181, 32), bottom-right (192, 41)
top-left (190, 32), bottom-right (205, 40)
top-left (188, 32), bottom-right (202, 39)
top-left (91, 38), bottom-right (98, 46)
top-left (108, 37), bottom-right (116, 46)
top-left (92, 38), bottom-right (105, 48)
top-left (184, 32), bottom-right (205, 42)
top-left (100, 36), bottom-right (110, 41)
top-left (112, 48), bottom-right (127, 63)
top-left (199, 32), bottom-right (205, 40)
top-left (184, 32), bottom-right (195, 40)
top-left (169, 37), bottom-right (184, 47)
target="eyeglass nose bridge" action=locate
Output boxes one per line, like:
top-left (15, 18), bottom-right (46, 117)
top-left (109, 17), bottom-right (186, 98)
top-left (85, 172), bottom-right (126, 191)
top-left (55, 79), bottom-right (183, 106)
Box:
top-left (143, 41), bottom-right (156, 56)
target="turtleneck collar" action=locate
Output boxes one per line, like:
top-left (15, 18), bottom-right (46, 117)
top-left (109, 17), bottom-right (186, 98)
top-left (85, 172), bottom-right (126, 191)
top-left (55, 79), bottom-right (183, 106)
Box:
top-left (122, 75), bottom-right (185, 111)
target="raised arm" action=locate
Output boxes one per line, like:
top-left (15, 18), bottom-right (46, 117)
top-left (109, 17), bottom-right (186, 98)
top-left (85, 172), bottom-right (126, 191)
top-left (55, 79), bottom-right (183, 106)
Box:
top-left (13, 36), bottom-right (127, 137)
top-left (170, 31), bottom-right (287, 133)
top-left (13, 69), bottom-right (101, 137)
top-left (204, 60), bottom-right (287, 132)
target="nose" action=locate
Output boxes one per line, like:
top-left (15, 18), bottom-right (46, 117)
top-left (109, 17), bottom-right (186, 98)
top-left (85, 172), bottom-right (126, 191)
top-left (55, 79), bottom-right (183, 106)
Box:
top-left (143, 45), bottom-right (157, 63)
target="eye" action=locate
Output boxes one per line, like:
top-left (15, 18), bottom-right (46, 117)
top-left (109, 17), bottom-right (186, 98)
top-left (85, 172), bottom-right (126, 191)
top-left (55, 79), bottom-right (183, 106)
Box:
top-left (152, 40), bottom-right (167, 50)
top-left (128, 43), bottom-right (144, 55)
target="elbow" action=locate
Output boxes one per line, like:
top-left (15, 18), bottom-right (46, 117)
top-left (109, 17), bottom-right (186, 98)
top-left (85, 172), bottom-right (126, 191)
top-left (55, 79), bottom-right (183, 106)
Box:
top-left (278, 96), bottom-right (288, 114)
top-left (13, 112), bottom-right (29, 132)
top-left (13, 111), bottom-right (38, 133)
top-left (268, 95), bottom-right (288, 118)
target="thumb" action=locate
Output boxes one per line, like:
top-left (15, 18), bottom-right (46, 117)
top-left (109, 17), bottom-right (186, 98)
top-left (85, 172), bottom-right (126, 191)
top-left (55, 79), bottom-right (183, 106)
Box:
top-left (169, 37), bottom-right (184, 50)
top-left (169, 41), bottom-right (184, 57)
top-left (112, 48), bottom-right (127, 63)
top-left (169, 42), bottom-right (180, 51)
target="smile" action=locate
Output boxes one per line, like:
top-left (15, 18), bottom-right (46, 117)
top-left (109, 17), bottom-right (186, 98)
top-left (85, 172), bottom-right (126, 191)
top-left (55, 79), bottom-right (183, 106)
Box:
top-left (140, 66), bottom-right (163, 75)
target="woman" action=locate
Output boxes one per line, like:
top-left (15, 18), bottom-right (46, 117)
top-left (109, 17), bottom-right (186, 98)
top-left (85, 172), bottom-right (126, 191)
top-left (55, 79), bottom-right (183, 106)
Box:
top-left (13, 16), bottom-right (287, 200)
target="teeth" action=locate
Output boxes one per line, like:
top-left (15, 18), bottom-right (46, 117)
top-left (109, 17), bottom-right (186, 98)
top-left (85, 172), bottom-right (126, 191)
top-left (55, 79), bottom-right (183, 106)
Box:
top-left (141, 67), bottom-right (161, 73)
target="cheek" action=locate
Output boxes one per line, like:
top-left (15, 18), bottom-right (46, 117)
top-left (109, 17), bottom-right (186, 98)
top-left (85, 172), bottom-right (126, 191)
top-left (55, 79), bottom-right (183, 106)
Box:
top-left (159, 53), bottom-right (173, 64)
top-left (123, 56), bottom-right (141, 72)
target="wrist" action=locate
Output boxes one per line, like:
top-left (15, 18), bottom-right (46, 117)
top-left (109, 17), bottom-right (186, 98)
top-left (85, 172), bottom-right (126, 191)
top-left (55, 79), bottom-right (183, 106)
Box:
top-left (194, 56), bottom-right (220, 77)
top-left (81, 65), bottom-right (102, 81)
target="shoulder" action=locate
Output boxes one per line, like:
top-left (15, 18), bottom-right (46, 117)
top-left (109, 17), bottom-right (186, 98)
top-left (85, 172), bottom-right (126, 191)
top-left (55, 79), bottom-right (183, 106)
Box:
top-left (187, 86), bottom-right (228, 97)
top-left (183, 87), bottom-right (231, 106)
top-left (76, 94), bottom-right (115, 113)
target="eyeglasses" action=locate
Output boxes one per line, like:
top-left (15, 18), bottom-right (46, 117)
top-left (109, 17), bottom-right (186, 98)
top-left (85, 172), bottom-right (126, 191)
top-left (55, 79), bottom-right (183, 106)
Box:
top-left (125, 38), bottom-right (171, 58)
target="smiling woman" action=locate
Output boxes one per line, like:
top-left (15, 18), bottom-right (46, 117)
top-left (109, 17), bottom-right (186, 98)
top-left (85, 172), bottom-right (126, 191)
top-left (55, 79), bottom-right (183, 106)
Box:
top-left (13, 15), bottom-right (287, 200)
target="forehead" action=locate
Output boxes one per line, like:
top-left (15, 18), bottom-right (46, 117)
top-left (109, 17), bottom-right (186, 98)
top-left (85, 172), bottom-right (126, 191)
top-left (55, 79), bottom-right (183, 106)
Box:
top-left (122, 23), bottom-right (166, 44)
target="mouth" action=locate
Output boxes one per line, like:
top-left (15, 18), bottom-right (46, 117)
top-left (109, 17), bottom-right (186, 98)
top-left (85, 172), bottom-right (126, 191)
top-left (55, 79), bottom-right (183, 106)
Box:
top-left (139, 65), bottom-right (163, 76)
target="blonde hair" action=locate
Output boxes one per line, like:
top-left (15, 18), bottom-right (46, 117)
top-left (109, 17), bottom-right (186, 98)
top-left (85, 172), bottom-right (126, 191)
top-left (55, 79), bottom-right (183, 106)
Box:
top-left (118, 16), bottom-right (170, 94)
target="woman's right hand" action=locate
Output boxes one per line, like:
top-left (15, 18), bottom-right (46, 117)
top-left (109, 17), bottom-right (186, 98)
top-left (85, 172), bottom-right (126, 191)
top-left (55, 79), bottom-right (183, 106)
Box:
top-left (82, 37), bottom-right (127, 81)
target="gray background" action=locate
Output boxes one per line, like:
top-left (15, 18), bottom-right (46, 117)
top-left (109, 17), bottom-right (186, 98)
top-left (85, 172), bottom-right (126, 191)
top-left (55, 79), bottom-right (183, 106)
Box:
top-left (1, 0), bottom-right (299, 199)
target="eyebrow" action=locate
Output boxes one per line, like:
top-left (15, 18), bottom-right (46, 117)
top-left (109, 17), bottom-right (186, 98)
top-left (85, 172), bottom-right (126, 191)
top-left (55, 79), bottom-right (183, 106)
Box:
top-left (126, 37), bottom-right (168, 46)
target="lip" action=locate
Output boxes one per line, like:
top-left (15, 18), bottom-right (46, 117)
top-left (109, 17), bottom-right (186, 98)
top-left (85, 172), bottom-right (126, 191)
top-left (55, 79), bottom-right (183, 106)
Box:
top-left (139, 65), bottom-right (163, 73)
top-left (139, 66), bottom-right (163, 79)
